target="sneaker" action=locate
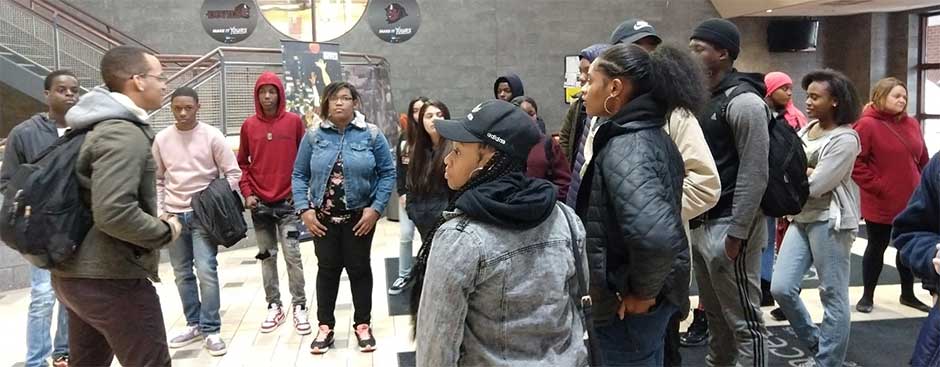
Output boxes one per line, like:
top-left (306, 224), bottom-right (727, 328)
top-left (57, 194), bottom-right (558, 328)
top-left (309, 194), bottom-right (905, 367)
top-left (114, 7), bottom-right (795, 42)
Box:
top-left (310, 325), bottom-right (335, 354)
top-left (169, 325), bottom-right (204, 348)
top-left (388, 275), bottom-right (410, 295)
top-left (761, 279), bottom-right (775, 307)
top-left (770, 307), bottom-right (787, 321)
top-left (680, 309), bottom-right (708, 347)
top-left (260, 303), bottom-right (286, 333)
top-left (52, 355), bottom-right (68, 367)
top-left (354, 324), bottom-right (377, 352)
top-left (293, 304), bottom-right (312, 335)
top-left (204, 334), bottom-right (228, 357)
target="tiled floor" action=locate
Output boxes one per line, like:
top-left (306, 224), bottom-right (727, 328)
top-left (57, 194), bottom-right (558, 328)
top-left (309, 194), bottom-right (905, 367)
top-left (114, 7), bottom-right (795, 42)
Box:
top-left (0, 218), bottom-right (932, 367)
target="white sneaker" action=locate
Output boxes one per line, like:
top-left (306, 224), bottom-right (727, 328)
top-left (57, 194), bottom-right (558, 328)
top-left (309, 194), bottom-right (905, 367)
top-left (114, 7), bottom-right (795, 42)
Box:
top-left (168, 325), bottom-right (203, 348)
top-left (293, 304), bottom-right (312, 335)
top-left (204, 333), bottom-right (228, 357)
top-left (260, 303), bottom-right (286, 333)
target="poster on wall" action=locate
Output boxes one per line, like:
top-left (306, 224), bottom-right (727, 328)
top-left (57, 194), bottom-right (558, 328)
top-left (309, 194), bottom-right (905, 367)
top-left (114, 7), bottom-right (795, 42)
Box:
top-left (200, 0), bottom-right (258, 44)
top-left (367, 0), bottom-right (420, 43)
top-left (281, 40), bottom-right (342, 127)
top-left (343, 63), bottom-right (398, 146)
top-left (564, 55), bottom-right (580, 104)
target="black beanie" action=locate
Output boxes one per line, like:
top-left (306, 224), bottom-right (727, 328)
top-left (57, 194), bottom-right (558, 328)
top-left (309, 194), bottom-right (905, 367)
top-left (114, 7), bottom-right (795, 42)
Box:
top-left (691, 18), bottom-right (741, 60)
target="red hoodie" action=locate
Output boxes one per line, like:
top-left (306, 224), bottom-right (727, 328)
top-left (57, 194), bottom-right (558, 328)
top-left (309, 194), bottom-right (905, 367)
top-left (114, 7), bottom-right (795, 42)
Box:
top-left (237, 72), bottom-right (305, 203)
top-left (852, 105), bottom-right (929, 225)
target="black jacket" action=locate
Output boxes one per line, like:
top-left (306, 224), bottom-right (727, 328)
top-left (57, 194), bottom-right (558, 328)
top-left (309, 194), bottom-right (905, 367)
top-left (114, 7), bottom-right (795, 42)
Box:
top-left (193, 178), bottom-right (248, 248)
top-left (1, 113), bottom-right (60, 194)
top-left (575, 93), bottom-right (689, 325)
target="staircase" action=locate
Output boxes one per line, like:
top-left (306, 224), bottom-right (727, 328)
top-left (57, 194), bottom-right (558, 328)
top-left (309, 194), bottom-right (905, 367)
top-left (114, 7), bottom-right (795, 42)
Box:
top-left (0, 0), bottom-right (393, 137)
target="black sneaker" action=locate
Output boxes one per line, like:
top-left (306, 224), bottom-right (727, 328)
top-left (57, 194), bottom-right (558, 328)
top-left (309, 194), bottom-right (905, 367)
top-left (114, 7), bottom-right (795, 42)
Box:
top-left (388, 275), bottom-right (410, 295)
top-left (680, 309), bottom-right (708, 347)
top-left (310, 325), bottom-right (335, 355)
top-left (770, 307), bottom-right (787, 321)
top-left (856, 297), bottom-right (874, 313)
top-left (355, 324), bottom-right (377, 352)
top-left (761, 279), bottom-right (775, 307)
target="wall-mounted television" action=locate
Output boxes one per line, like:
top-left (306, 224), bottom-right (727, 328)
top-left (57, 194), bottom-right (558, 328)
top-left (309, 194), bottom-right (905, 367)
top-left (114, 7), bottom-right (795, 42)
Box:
top-left (767, 19), bottom-right (819, 52)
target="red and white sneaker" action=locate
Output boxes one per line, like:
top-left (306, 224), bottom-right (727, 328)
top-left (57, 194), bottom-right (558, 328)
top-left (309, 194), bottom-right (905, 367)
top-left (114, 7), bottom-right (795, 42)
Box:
top-left (260, 303), bottom-right (285, 333)
top-left (293, 304), bottom-right (312, 335)
top-left (355, 324), bottom-right (377, 353)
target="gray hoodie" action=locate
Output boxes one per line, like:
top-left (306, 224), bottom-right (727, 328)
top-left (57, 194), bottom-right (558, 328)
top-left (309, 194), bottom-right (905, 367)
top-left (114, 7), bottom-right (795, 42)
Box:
top-left (795, 121), bottom-right (862, 231)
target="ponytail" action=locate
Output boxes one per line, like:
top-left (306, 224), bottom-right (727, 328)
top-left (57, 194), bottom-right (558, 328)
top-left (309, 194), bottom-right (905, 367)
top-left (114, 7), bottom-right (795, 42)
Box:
top-left (649, 45), bottom-right (708, 115)
top-left (595, 44), bottom-right (707, 115)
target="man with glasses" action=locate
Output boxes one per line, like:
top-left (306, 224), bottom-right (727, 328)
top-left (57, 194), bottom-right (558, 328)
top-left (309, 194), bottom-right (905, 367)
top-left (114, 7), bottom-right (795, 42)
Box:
top-left (237, 72), bottom-right (310, 335)
top-left (50, 46), bottom-right (182, 367)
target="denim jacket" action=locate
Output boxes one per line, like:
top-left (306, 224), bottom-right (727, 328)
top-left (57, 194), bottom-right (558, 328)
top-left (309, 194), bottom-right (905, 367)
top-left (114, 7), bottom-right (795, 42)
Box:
top-left (291, 112), bottom-right (396, 214)
top-left (416, 204), bottom-right (589, 367)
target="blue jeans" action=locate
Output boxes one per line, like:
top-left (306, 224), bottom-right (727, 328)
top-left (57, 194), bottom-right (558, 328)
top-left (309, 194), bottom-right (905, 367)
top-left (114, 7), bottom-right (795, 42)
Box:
top-left (25, 266), bottom-right (68, 367)
top-left (168, 211), bottom-right (221, 334)
top-left (398, 198), bottom-right (415, 277)
top-left (762, 217), bottom-right (777, 282)
top-left (595, 301), bottom-right (677, 366)
top-left (770, 221), bottom-right (853, 367)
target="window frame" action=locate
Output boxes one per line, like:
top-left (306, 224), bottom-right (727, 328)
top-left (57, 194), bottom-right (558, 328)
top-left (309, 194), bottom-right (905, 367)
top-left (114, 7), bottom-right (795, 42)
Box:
top-left (918, 11), bottom-right (940, 121)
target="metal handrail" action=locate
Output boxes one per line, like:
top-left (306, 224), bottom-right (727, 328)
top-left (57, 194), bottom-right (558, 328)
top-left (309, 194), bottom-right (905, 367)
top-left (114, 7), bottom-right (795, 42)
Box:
top-left (19, 0), bottom-right (155, 52)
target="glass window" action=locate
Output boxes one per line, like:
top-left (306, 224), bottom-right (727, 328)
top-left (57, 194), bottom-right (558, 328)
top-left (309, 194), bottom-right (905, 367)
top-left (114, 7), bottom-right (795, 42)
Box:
top-left (926, 14), bottom-right (940, 64)
top-left (259, 0), bottom-right (368, 42)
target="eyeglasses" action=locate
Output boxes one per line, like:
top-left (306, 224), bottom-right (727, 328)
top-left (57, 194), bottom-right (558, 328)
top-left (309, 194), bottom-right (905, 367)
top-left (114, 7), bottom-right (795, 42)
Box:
top-left (328, 96), bottom-right (355, 103)
top-left (134, 74), bottom-right (168, 83)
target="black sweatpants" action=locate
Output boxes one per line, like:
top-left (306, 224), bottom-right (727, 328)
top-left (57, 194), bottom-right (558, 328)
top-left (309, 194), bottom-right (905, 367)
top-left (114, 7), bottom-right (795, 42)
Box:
top-left (313, 212), bottom-right (376, 328)
top-left (862, 221), bottom-right (915, 299)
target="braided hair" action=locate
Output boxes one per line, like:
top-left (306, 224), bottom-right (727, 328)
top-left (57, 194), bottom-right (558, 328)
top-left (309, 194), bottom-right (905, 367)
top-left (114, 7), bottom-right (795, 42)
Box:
top-left (409, 148), bottom-right (525, 329)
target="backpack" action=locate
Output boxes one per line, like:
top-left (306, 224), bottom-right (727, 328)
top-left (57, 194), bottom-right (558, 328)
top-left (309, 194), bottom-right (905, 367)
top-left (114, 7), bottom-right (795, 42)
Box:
top-left (720, 86), bottom-right (809, 217)
top-left (0, 128), bottom-right (94, 269)
top-left (192, 178), bottom-right (247, 248)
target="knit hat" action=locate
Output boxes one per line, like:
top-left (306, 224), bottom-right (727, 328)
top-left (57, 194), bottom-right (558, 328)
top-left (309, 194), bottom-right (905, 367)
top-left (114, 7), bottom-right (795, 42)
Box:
top-left (691, 18), bottom-right (741, 60)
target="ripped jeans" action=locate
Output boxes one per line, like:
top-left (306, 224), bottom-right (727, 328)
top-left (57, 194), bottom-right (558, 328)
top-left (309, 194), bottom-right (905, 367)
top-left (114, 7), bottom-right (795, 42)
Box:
top-left (254, 213), bottom-right (307, 307)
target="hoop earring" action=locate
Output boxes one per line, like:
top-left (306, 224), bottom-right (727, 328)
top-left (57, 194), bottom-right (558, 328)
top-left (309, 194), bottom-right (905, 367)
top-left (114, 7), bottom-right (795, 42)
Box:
top-left (469, 167), bottom-right (484, 178)
top-left (604, 95), bottom-right (615, 115)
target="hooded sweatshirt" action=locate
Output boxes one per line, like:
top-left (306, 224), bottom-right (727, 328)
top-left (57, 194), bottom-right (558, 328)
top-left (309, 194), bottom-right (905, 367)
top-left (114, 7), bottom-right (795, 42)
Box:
top-left (695, 70), bottom-right (770, 240)
top-left (852, 105), bottom-right (928, 225)
top-left (493, 74), bottom-right (525, 101)
top-left (54, 87), bottom-right (173, 280)
top-left (237, 72), bottom-right (306, 203)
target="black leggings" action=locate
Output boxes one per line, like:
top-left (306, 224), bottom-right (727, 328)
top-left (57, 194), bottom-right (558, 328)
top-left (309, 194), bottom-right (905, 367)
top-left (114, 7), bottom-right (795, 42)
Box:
top-left (313, 213), bottom-right (375, 328)
top-left (862, 222), bottom-right (915, 299)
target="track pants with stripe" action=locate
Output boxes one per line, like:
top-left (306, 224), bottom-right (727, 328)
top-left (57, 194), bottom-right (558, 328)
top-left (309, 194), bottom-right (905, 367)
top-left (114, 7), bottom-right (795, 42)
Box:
top-left (691, 215), bottom-right (768, 367)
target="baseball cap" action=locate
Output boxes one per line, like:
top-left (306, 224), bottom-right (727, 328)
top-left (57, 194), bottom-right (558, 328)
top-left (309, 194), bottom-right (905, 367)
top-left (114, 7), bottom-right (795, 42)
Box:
top-left (609, 18), bottom-right (662, 45)
top-left (433, 99), bottom-right (540, 162)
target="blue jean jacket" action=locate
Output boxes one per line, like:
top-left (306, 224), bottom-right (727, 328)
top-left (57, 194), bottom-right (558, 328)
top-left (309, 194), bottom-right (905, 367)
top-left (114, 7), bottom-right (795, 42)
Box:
top-left (291, 112), bottom-right (396, 215)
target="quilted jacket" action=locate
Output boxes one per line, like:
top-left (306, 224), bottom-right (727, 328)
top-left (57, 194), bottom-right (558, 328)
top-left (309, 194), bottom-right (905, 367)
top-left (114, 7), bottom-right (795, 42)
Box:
top-left (575, 93), bottom-right (689, 325)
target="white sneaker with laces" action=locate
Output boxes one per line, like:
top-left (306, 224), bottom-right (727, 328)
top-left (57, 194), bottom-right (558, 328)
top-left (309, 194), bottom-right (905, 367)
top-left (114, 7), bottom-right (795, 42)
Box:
top-left (260, 303), bottom-right (286, 333)
top-left (293, 304), bottom-right (312, 335)
top-left (204, 333), bottom-right (228, 356)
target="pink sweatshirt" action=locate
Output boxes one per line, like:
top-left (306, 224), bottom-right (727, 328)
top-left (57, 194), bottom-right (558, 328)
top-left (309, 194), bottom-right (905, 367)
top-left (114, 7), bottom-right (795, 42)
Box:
top-left (153, 122), bottom-right (242, 214)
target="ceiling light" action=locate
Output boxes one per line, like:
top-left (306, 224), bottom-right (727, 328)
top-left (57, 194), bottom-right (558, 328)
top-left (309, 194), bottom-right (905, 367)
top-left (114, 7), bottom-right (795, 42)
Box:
top-left (766, 9), bottom-right (774, 13)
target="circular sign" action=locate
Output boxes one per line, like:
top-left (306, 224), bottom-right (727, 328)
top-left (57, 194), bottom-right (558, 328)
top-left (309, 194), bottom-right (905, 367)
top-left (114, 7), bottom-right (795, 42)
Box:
top-left (367, 0), bottom-right (420, 44)
top-left (201, 0), bottom-right (258, 44)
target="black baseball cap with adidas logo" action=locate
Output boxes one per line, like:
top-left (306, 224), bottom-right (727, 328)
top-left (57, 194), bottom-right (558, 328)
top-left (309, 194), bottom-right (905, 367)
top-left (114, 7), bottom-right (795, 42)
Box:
top-left (433, 99), bottom-right (540, 162)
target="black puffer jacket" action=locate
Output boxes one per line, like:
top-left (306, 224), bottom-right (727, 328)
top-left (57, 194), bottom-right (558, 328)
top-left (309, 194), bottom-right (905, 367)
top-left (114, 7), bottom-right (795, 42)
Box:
top-left (575, 93), bottom-right (689, 325)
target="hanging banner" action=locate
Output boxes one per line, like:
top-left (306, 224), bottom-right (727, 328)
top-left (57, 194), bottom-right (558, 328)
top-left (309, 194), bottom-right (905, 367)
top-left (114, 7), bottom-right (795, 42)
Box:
top-left (367, 0), bottom-right (420, 44)
top-left (281, 41), bottom-right (342, 127)
top-left (343, 63), bottom-right (398, 146)
top-left (200, 0), bottom-right (258, 44)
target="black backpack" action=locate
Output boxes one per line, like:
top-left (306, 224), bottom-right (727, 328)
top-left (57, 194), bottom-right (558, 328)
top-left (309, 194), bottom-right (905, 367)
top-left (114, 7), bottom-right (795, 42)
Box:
top-left (192, 178), bottom-right (248, 248)
top-left (721, 86), bottom-right (809, 217)
top-left (0, 128), bottom-right (94, 268)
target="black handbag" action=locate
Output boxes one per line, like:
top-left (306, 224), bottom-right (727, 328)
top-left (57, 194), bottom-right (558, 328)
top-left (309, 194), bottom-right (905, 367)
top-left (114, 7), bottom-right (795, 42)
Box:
top-left (556, 204), bottom-right (602, 366)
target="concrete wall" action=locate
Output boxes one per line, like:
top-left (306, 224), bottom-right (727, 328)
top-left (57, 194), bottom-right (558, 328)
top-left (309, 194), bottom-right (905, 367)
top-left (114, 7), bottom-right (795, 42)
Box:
top-left (0, 81), bottom-right (45, 138)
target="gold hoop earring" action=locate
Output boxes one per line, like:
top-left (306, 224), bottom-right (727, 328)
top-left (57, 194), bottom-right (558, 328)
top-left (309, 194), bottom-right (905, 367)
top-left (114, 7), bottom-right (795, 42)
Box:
top-left (604, 95), bottom-right (615, 115)
top-left (469, 166), bottom-right (484, 178)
